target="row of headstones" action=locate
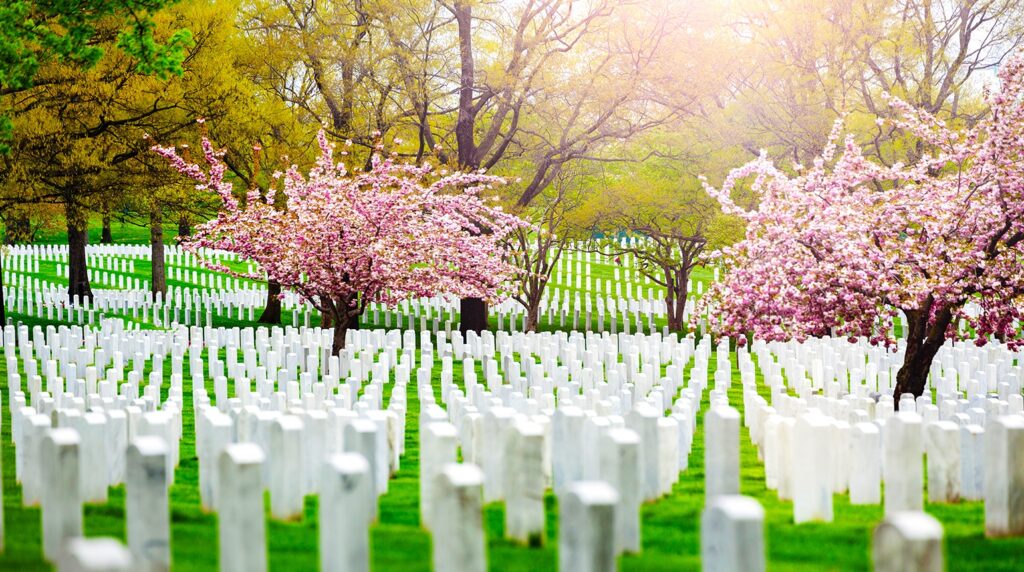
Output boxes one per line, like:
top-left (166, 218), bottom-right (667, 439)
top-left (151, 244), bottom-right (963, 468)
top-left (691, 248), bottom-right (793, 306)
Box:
top-left (4, 242), bottom-right (243, 265)
top-left (4, 321), bottom-right (709, 411)
top-left (697, 387), bottom-right (952, 572)
top-left (13, 423), bottom-right (382, 572)
top-left (6, 333), bottom-right (950, 568)
top-left (754, 335), bottom-right (1024, 401)
top-left (741, 360), bottom-right (1024, 536)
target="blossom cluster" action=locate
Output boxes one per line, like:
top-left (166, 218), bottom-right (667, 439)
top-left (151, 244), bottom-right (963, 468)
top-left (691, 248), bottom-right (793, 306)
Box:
top-left (698, 50), bottom-right (1024, 348)
top-left (153, 130), bottom-right (527, 318)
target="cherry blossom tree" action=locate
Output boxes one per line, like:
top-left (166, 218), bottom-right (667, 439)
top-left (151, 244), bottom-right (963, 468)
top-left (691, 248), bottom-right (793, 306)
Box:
top-left (154, 130), bottom-right (526, 353)
top-left (699, 50), bottom-right (1024, 401)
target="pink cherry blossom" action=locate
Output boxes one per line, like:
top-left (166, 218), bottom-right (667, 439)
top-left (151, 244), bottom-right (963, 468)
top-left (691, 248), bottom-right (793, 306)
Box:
top-left (699, 49), bottom-right (1024, 399)
top-left (154, 130), bottom-right (527, 352)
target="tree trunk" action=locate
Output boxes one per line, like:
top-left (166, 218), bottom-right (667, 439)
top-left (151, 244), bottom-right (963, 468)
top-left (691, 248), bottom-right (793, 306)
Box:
top-left (150, 208), bottom-right (166, 298)
top-left (525, 297), bottom-right (541, 332)
top-left (893, 307), bottom-right (953, 404)
top-left (665, 267), bottom-right (690, 333)
top-left (460, 297), bottom-right (488, 334)
top-left (178, 216), bottom-right (191, 238)
top-left (453, 1), bottom-right (477, 168)
top-left (332, 317), bottom-right (349, 355)
top-left (100, 214), bottom-right (113, 244)
top-left (258, 280), bottom-right (282, 324)
top-left (66, 204), bottom-right (93, 302)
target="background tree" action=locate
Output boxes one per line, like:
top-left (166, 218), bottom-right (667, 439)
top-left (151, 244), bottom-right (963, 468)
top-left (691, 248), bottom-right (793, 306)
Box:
top-left (0, 0), bottom-right (261, 300)
top-left (505, 167), bottom-right (591, 332)
top-left (441, 0), bottom-right (733, 330)
top-left (585, 129), bottom-right (742, 332)
top-left (727, 0), bottom-right (1024, 163)
top-left (0, 0), bottom-right (193, 151)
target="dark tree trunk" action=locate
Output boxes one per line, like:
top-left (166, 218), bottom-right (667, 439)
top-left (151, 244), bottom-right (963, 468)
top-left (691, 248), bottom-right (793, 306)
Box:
top-left (332, 318), bottom-right (348, 355)
top-left (893, 306), bottom-right (954, 404)
top-left (66, 204), bottom-right (93, 302)
top-left (100, 214), bottom-right (113, 244)
top-left (460, 297), bottom-right (488, 334)
top-left (453, 1), bottom-right (477, 168)
top-left (150, 208), bottom-right (166, 298)
top-left (665, 267), bottom-right (689, 333)
top-left (178, 216), bottom-right (191, 238)
top-left (525, 299), bottom-right (541, 332)
top-left (258, 280), bottom-right (282, 324)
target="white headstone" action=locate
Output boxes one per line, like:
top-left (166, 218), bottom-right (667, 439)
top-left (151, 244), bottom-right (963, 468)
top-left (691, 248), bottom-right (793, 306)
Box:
top-left (505, 421), bottom-right (546, 545)
top-left (599, 428), bottom-right (642, 554)
top-left (58, 537), bottom-right (134, 572)
top-left (701, 495), bottom-right (766, 572)
top-left (420, 422), bottom-right (457, 530)
top-left (705, 406), bottom-right (741, 502)
top-left (126, 437), bottom-right (170, 572)
top-left (432, 464), bottom-right (486, 572)
top-left (320, 453), bottom-right (372, 572)
top-left (983, 415), bottom-right (1024, 537)
top-left (559, 481), bottom-right (618, 572)
top-left (793, 412), bottom-right (833, 523)
top-left (269, 415), bottom-right (304, 520)
top-left (925, 421), bottom-right (960, 503)
top-left (42, 428), bottom-right (82, 562)
top-left (873, 512), bottom-right (943, 572)
top-left (884, 412), bottom-right (923, 515)
top-left (217, 443), bottom-right (267, 572)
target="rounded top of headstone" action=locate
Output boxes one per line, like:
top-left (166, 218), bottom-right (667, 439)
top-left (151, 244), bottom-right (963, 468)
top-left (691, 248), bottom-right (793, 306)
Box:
top-left (995, 415), bottom-right (1024, 430)
top-left (567, 480), bottom-right (619, 506)
top-left (606, 427), bottom-right (640, 445)
top-left (46, 427), bottom-right (80, 445)
top-left (440, 462), bottom-right (485, 486)
top-left (706, 494), bottom-right (765, 521)
top-left (426, 422), bottom-right (458, 438)
top-left (876, 511), bottom-right (943, 541)
top-left (222, 442), bottom-right (265, 465)
top-left (130, 435), bottom-right (169, 456)
top-left (64, 538), bottom-right (133, 570)
top-left (326, 452), bottom-right (371, 475)
top-left (275, 414), bottom-right (304, 431)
